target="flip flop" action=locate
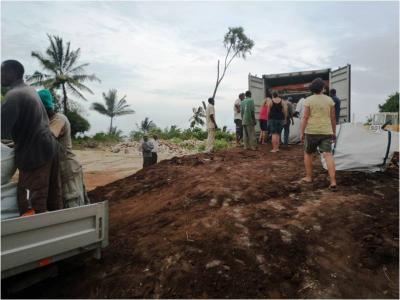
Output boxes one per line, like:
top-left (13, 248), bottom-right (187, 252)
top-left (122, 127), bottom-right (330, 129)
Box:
top-left (297, 178), bottom-right (313, 184)
top-left (329, 185), bottom-right (337, 191)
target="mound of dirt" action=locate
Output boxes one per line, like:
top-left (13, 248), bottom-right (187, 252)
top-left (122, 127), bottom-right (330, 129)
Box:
top-left (10, 145), bottom-right (399, 298)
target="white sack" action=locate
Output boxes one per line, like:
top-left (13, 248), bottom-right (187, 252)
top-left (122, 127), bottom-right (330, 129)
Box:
top-left (321, 123), bottom-right (399, 172)
top-left (1, 182), bottom-right (19, 220)
top-left (281, 117), bottom-right (301, 144)
top-left (1, 143), bottom-right (16, 184)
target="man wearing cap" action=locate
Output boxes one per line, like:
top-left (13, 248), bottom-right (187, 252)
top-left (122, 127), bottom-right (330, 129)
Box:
top-left (1, 60), bottom-right (62, 215)
top-left (38, 89), bottom-right (89, 208)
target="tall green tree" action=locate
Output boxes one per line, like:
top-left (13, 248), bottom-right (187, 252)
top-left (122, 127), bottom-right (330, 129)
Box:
top-left (137, 117), bottom-right (156, 133)
top-left (65, 110), bottom-right (91, 137)
top-left (28, 34), bottom-right (100, 113)
top-left (211, 27), bottom-right (254, 99)
top-left (189, 106), bottom-right (206, 128)
top-left (91, 89), bottom-right (135, 133)
top-left (379, 92), bottom-right (399, 113)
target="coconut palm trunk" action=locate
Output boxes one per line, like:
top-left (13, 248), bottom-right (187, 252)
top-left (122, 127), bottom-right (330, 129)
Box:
top-left (109, 116), bottom-right (114, 134)
top-left (62, 83), bottom-right (68, 113)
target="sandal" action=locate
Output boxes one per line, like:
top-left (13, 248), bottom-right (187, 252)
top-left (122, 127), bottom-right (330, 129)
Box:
top-left (297, 177), bottom-right (313, 184)
top-left (329, 185), bottom-right (337, 191)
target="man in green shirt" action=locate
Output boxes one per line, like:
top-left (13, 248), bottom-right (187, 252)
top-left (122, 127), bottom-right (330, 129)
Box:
top-left (240, 90), bottom-right (257, 150)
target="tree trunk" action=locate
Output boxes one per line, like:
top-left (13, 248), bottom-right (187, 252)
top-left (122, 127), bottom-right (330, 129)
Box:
top-left (62, 83), bottom-right (68, 113)
top-left (212, 60), bottom-right (220, 100)
top-left (109, 117), bottom-right (113, 134)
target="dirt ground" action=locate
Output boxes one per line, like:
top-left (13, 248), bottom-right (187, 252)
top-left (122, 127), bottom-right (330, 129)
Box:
top-left (74, 149), bottom-right (175, 191)
top-left (9, 145), bottom-right (399, 298)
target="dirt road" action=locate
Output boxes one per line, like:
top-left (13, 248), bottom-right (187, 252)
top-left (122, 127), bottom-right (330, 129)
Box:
top-left (11, 145), bottom-right (399, 298)
top-left (74, 149), bottom-right (175, 191)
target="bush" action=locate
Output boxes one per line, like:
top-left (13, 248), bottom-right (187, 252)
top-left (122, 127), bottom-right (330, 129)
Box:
top-left (170, 137), bottom-right (183, 144)
top-left (65, 110), bottom-right (90, 138)
top-left (215, 130), bottom-right (235, 141)
top-left (214, 139), bottom-right (230, 151)
top-left (92, 132), bottom-right (122, 143)
top-left (181, 127), bottom-right (208, 140)
top-left (197, 144), bottom-right (206, 152)
top-left (129, 131), bottom-right (143, 141)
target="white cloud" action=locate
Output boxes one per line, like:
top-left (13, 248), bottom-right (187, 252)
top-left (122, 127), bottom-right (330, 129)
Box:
top-left (1, 1), bottom-right (398, 134)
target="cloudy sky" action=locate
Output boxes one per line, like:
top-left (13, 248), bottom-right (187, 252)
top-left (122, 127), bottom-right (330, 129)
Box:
top-left (1, 1), bottom-right (399, 135)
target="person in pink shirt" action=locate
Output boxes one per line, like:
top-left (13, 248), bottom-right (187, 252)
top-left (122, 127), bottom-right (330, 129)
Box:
top-left (258, 91), bottom-right (272, 144)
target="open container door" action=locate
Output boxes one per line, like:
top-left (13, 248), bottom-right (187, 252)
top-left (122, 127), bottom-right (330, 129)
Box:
top-left (248, 74), bottom-right (265, 131)
top-left (329, 64), bottom-right (351, 123)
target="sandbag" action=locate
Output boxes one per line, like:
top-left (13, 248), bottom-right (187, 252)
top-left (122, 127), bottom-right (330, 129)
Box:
top-left (281, 117), bottom-right (301, 144)
top-left (321, 123), bottom-right (399, 172)
top-left (1, 182), bottom-right (19, 220)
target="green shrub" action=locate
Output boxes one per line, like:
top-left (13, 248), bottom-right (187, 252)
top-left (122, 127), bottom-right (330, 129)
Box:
top-left (197, 144), bottom-right (206, 152)
top-left (65, 110), bottom-right (90, 138)
top-left (215, 130), bottom-right (235, 141)
top-left (181, 127), bottom-right (208, 140)
top-left (214, 139), bottom-right (230, 151)
top-left (170, 137), bottom-right (183, 144)
top-left (129, 130), bottom-right (143, 141)
top-left (92, 132), bottom-right (122, 143)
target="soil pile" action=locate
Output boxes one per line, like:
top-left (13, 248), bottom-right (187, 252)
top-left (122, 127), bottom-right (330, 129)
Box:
top-left (12, 145), bottom-right (399, 298)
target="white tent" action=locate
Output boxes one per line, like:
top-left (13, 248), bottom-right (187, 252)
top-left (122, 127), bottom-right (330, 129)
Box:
top-left (321, 123), bottom-right (399, 172)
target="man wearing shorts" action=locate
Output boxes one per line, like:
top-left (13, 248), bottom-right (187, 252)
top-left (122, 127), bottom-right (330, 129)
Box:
top-left (300, 78), bottom-right (337, 189)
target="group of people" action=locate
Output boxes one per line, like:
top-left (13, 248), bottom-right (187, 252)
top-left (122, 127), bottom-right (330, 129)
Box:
top-left (140, 134), bottom-right (159, 168)
top-left (1, 59), bottom-right (88, 217)
top-left (233, 90), bottom-right (295, 152)
top-left (206, 77), bottom-right (339, 189)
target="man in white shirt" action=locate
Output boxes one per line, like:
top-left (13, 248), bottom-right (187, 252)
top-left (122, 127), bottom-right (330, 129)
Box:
top-left (234, 93), bottom-right (245, 146)
top-left (295, 97), bottom-right (306, 120)
top-left (206, 97), bottom-right (218, 152)
top-left (151, 135), bottom-right (159, 165)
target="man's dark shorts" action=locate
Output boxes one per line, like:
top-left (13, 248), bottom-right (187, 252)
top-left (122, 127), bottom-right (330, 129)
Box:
top-left (268, 119), bottom-right (283, 134)
top-left (304, 134), bottom-right (333, 154)
top-left (234, 119), bottom-right (243, 138)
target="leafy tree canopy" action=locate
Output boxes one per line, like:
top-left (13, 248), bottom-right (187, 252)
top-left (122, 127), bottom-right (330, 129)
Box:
top-left (379, 92), bottom-right (399, 113)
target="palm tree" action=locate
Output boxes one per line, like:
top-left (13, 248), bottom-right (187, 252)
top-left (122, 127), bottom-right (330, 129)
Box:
top-left (137, 117), bottom-right (155, 133)
top-left (91, 89), bottom-right (135, 133)
top-left (27, 34), bottom-right (100, 113)
top-left (189, 106), bottom-right (205, 128)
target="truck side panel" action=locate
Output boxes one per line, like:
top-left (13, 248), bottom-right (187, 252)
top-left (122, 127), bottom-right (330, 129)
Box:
top-left (248, 74), bottom-right (265, 131)
top-left (330, 64), bottom-right (351, 123)
top-left (1, 201), bottom-right (108, 278)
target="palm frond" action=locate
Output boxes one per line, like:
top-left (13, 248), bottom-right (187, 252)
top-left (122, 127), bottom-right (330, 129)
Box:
top-left (91, 102), bottom-right (110, 116)
top-left (66, 82), bottom-right (87, 100)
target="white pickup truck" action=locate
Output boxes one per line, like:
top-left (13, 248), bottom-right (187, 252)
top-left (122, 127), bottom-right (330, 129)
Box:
top-left (1, 201), bottom-right (109, 278)
top-left (1, 201), bottom-right (109, 293)
top-left (1, 142), bottom-right (109, 294)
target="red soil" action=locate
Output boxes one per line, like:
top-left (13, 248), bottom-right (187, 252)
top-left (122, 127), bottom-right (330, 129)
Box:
top-left (9, 145), bottom-right (399, 298)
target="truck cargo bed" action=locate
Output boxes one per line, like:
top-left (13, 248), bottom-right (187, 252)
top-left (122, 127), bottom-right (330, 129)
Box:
top-left (1, 201), bottom-right (108, 279)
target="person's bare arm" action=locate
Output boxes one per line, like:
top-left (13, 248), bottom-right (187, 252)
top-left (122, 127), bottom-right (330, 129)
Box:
top-left (235, 103), bottom-right (241, 114)
top-left (283, 101), bottom-right (288, 124)
top-left (300, 106), bottom-right (310, 142)
top-left (330, 106), bottom-right (336, 140)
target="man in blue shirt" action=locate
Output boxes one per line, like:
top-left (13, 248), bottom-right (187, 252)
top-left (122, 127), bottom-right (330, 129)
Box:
top-left (330, 89), bottom-right (341, 123)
